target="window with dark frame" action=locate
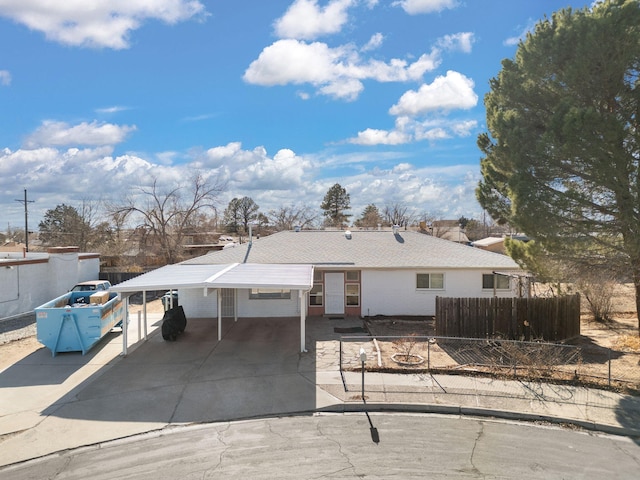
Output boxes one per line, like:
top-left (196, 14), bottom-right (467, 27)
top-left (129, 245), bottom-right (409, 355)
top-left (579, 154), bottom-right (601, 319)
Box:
top-left (482, 273), bottom-right (510, 290)
top-left (249, 288), bottom-right (291, 299)
top-left (309, 284), bottom-right (323, 306)
top-left (416, 273), bottom-right (444, 289)
top-left (345, 283), bottom-right (360, 306)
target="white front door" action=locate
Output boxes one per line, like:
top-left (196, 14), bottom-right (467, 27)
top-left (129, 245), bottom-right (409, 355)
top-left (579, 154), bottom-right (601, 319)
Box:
top-left (325, 272), bottom-right (345, 315)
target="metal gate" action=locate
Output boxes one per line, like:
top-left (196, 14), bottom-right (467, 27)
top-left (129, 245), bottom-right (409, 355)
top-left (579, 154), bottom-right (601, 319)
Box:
top-left (221, 288), bottom-right (235, 317)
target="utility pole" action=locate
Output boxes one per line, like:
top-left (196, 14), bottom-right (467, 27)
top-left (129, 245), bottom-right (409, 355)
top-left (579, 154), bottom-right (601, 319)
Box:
top-left (15, 188), bottom-right (34, 252)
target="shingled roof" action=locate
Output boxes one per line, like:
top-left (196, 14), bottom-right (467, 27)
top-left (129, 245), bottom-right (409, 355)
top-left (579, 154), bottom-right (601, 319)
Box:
top-left (182, 230), bottom-right (521, 270)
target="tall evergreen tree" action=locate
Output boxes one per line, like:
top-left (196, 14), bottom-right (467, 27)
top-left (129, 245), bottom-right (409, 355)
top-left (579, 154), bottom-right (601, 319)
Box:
top-left (476, 0), bottom-right (640, 331)
top-left (355, 204), bottom-right (383, 229)
top-left (320, 183), bottom-right (351, 227)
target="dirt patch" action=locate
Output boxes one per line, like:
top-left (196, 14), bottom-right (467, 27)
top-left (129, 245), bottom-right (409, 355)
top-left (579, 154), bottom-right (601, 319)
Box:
top-left (127, 298), bottom-right (166, 314)
top-left (358, 297), bottom-right (640, 393)
top-left (0, 336), bottom-right (44, 371)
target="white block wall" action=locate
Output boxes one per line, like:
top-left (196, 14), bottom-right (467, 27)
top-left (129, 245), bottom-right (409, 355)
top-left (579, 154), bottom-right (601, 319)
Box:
top-left (180, 288), bottom-right (303, 319)
top-left (236, 289), bottom-right (301, 318)
top-left (361, 269), bottom-right (517, 317)
top-left (179, 288), bottom-right (218, 318)
top-left (0, 252), bottom-right (100, 318)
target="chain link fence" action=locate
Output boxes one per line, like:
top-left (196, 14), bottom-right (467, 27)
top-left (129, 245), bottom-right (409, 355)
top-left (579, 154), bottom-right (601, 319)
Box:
top-left (340, 335), bottom-right (640, 394)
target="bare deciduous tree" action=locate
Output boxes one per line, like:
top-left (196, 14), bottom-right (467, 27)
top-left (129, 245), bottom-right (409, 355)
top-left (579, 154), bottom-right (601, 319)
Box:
top-left (383, 203), bottom-right (411, 228)
top-left (111, 173), bottom-right (225, 264)
top-left (268, 204), bottom-right (318, 231)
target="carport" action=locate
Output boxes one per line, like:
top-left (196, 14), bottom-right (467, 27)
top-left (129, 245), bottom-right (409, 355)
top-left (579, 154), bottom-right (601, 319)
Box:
top-left (110, 263), bottom-right (314, 354)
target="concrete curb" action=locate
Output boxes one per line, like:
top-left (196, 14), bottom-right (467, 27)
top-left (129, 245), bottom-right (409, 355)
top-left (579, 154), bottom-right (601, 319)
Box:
top-left (321, 403), bottom-right (640, 439)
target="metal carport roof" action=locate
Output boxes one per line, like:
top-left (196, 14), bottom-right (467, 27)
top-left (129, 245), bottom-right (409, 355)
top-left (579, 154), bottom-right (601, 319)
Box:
top-left (110, 263), bottom-right (314, 292)
top-left (111, 263), bottom-right (314, 354)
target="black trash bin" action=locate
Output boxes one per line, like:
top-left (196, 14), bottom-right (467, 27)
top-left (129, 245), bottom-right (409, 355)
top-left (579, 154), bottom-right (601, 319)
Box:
top-left (161, 305), bottom-right (187, 341)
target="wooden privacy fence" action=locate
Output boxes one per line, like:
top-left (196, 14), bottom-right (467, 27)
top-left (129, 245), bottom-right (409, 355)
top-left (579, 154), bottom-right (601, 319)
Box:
top-left (435, 294), bottom-right (581, 341)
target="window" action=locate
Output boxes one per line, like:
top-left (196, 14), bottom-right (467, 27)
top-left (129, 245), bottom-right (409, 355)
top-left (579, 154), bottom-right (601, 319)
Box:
top-left (416, 273), bottom-right (444, 289)
top-left (309, 284), bottom-right (323, 306)
top-left (482, 273), bottom-right (510, 290)
top-left (346, 283), bottom-right (360, 306)
top-left (346, 271), bottom-right (359, 281)
top-left (249, 288), bottom-right (291, 300)
top-left (313, 270), bottom-right (323, 282)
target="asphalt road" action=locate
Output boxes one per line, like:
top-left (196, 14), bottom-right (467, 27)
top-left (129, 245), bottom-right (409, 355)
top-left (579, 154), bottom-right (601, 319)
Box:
top-left (0, 312), bottom-right (35, 343)
top-left (2, 413), bottom-right (639, 479)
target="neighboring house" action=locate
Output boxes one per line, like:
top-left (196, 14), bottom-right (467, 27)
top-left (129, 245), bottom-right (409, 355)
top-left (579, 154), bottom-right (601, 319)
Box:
top-left (0, 241), bottom-right (27, 253)
top-left (471, 237), bottom-right (506, 254)
top-left (429, 220), bottom-right (470, 244)
top-left (471, 235), bottom-right (530, 255)
top-left (175, 229), bottom-right (524, 319)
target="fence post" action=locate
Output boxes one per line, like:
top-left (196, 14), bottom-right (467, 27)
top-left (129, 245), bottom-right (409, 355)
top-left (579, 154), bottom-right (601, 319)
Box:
top-left (427, 337), bottom-right (431, 370)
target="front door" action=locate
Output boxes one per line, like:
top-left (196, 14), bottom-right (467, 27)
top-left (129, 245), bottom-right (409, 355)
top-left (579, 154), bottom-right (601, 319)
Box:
top-left (324, 272), bottom-right (344, 315)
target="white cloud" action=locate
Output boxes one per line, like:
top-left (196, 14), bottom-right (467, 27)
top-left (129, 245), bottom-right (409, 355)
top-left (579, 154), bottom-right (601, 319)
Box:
top-left (436, 32), bottom-right (474, 53)
top-left (0, 0), bottom-right (207, 49)
top-left (244, 40), bottom-right (347, 87)
top-left (349, 128), bottom-right (411, 145)
top-left (328, 161), bottom-right (480, 218)
top-left (95, 105), bottom-right (130, 114)
top-left (362, 32), bottom-right (384, 51)
top-left (0, 137), bottom-right (483, 229)
top-left (243, 39), bottom-right (439, 100)
top-left (450, 119), bottom-right (477, 136)
top-left (0, 70), bottom-right (11, 86)
top-left (348, 116), bottom-right (477, 146)
top-left (180, 113), bottom-right (216, 123)
top-left (389, 70), bottom-right (477, 116)
top-left (274, 0), bottom-right (354, 40)
top-left (24, 120), bottom-right (137, 148)
top-left (393, 0), bottom-right (459, 15)
top-left (233, 148), bottom-right (312, 190)
top-left (415, 126), bottom-right (449, 141)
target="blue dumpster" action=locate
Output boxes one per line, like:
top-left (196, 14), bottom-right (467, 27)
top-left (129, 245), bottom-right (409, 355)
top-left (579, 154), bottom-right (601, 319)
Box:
top-left (35, 291), bottom-right (125, 356)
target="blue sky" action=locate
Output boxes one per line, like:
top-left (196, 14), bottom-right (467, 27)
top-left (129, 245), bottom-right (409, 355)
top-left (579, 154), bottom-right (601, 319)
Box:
top-left (0, 0), bottom-right (595, 231)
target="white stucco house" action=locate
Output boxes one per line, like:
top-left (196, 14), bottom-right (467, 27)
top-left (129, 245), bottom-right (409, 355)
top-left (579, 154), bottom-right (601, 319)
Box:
top-left (111, 229), bottom-right (525, 352)
top-left (192, 228), bottom-right (525, 315)
top-left (116, 228), bottom-right (524, 316)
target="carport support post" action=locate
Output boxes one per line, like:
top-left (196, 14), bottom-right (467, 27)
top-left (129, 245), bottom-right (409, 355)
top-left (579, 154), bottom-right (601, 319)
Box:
top-left (299, 289), bottom-right (306, 353)
top-left (142, 290), bottom-right (148, 341)
top-left (122, 296), bottom-right (129, 356)
top-left (217, 288), bottom-right (222, 341)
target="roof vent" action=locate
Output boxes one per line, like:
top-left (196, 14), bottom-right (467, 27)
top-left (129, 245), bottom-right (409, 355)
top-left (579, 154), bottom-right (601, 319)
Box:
top-left (344, 230), bottom-right (352, 239)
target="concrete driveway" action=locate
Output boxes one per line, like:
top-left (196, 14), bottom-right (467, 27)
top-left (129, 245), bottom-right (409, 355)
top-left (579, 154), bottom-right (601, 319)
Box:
top-left (3, 313), bottom-right (640, 468)
top-left (0, 315), bottom-right (353, 466)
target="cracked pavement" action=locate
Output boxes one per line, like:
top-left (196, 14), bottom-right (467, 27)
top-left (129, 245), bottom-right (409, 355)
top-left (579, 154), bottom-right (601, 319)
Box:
top-left (3, 413), bottom-right (640, 479)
